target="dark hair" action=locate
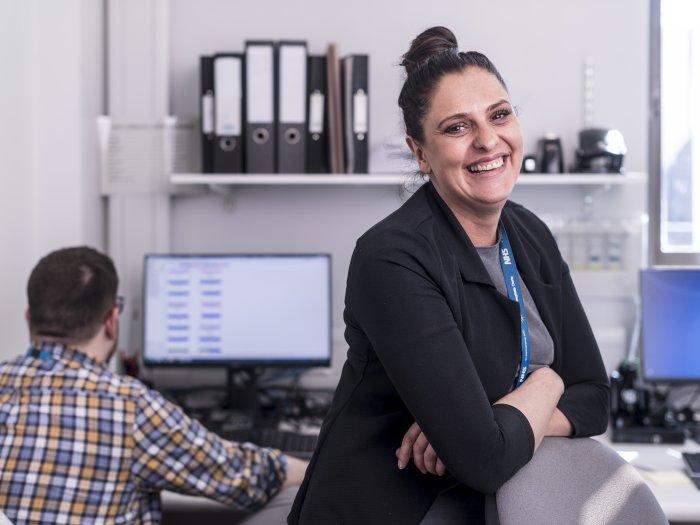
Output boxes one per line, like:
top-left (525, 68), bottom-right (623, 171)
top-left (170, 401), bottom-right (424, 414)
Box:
top-left (27, 246), bottom-right (119, 344)
top-left (398, 26), bottom-right (508, 143)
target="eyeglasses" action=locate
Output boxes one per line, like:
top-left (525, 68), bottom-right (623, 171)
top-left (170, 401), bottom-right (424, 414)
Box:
top-left (116, 295), bottom-right (125, 315)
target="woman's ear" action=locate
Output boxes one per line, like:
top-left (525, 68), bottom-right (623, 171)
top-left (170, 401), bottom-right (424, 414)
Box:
top-left (405, 136), bottom-right (431, 175)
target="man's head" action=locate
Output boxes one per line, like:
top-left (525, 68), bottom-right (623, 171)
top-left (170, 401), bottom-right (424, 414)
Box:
top-left (27, 246), bottom-right (119, 346)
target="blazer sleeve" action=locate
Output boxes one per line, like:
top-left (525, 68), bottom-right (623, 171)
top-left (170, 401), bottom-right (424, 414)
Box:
top-left (556, 262), bottom-right (611, 437)
top-left (347, 229), bottom-right (534, 494)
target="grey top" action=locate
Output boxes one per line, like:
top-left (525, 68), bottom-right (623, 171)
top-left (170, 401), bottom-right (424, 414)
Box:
top-left (476, 243), bottom-right (554, 373)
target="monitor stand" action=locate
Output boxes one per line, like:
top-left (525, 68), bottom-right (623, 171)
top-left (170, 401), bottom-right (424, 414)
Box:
top-left (223, 367), bottom-right (260, 428)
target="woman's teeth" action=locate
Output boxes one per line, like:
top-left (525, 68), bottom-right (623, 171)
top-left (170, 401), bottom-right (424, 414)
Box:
top-left (468, 157), bottom-right (504, 173)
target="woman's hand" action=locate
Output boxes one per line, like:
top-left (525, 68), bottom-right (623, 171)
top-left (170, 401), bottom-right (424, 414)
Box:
top-left (395, 422), bottom-right (446, 476)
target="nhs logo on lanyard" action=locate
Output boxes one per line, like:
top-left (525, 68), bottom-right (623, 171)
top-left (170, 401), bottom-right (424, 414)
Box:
top-left (501, 247), bottom-right (512, 265)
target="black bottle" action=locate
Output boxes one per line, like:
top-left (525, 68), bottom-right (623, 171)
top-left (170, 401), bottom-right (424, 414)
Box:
top-left (538, 133), bottom-right (564, 173)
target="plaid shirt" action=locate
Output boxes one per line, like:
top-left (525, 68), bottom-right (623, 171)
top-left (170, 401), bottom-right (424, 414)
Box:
top-left (0, 344), bottom-right (287, 524)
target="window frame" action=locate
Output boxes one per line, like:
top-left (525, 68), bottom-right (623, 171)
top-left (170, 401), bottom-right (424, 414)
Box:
top-left (650, 0), bottom-right (700, 265)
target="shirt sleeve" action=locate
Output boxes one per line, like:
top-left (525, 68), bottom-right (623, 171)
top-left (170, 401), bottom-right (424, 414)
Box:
top-left (130, 388), bottom-right (287, 510)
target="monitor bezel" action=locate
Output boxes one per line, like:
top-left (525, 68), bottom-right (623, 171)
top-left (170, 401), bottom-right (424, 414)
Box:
top-left (640, 267), bottom-right (700, 383)
top-left (141, 252), bottom-right (333, 368)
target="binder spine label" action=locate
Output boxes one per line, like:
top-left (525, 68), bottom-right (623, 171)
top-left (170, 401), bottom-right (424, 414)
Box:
top-left (214, 57), bottom-right (242, 136)
top-left (309, 91), bottom-right (325, 135)
top-left (279, 46), bottom-right (307, 123)
top-left (246, 46), bottom-right (274, 123)
top-left (353, 89), bottom-right (368, 137)
top-left (202, 92), bottom-right (214, 134)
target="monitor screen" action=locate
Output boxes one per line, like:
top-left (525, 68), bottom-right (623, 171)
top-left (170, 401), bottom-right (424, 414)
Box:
top-left (641, 268), bottom-right (700, 381)
top-left (142, 254), bottom-right (331, 366)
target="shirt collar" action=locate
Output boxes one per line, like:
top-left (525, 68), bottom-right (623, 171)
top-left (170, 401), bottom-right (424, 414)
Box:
top-left (28, 341), bottom-right (103, 370)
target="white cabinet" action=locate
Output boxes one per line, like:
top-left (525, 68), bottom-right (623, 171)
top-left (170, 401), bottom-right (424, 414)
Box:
top-left (167, 170), bottom-right (648, 301)
top-left (512, 173), bottom-right (647, 300)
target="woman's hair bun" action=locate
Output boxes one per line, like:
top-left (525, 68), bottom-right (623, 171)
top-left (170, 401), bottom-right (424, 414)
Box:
top-left (400, 26), bottom-right (459, 75)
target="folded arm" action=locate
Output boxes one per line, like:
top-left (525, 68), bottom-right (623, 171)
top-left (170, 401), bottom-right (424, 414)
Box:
top-left (397, 367), bottom-right (567, 476)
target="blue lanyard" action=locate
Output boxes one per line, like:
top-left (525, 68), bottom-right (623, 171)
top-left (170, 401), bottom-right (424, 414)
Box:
top-left (26, 342), bottom-right (62, 362)
top-left (26, 346), bottom-right (53, 361)
top-left (498, 221), bottom-right (530, 388)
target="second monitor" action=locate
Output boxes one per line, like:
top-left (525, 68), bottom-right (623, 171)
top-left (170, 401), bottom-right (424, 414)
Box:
top-left (641, 268), bottom-right (700, 383)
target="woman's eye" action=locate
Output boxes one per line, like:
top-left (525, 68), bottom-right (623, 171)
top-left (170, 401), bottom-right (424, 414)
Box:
top-left (444, 123), bottom-right (469, 134)
top-left (492, 109), bottom-right (512, 121)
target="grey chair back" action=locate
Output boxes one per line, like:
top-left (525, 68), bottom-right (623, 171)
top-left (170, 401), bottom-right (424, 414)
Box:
top-left (495, 437), bottom-right (668, 525)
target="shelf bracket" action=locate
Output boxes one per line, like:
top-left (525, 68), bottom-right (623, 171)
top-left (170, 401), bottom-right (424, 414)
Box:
top-left (209, 183), bottom-right (238, 211)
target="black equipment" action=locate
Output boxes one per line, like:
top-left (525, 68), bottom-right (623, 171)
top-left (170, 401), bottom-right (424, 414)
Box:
top-left (573, 128), bottom-right (626, 173)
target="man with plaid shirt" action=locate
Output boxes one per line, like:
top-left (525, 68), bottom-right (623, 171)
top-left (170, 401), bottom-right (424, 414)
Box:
top-left (0, 246), bottom-right (308, 524)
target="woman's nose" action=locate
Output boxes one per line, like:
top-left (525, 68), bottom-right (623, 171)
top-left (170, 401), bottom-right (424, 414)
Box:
top-left (473, 124), bottom-right (499, 151)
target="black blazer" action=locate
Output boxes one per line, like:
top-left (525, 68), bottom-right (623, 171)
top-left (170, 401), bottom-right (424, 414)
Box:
top-left (289, 182), bottom-right (610, 525)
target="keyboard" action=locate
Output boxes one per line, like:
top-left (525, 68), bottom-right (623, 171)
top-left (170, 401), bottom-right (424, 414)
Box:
top-left (687, 425), bottom-right (700, 444)
top-left (611, 425), bottom-right (685, 444)
top-left (682, 452), bottom-right (700, 477)
top-left (216, 427), bottom-right (319, 459)
top-left (682, 452), bottom-right (700, 490)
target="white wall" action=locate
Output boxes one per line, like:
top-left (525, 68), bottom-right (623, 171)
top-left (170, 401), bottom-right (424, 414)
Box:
top-left (0, 0), bottom-right (649, 376)
top-left (0, 0), bottom-right (105, 360)
top-left (0, 2), bottom-right (34, 359)
top-left (158, 0), bottom-right (650, 385)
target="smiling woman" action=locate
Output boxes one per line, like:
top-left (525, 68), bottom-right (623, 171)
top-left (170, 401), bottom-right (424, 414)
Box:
top-left (288, 26), bottom-right (610, 525)
top-left (406, 68), bottom-right (523, 246)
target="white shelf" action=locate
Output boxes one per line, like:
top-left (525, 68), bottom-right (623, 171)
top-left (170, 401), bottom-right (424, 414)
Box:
top-left (517, 172), bottom-right (646, 185)
top-left (170, 172), bottom-right (646, 187)
top-left (170, 174), bottom-right (409, 185)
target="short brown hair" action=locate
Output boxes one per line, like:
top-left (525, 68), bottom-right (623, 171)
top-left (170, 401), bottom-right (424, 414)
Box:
top-left (27, 246), bottom-right (119, 344)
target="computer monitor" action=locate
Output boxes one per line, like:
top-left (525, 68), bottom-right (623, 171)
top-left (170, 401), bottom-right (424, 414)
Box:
top-left (142, 253), bottom-right (332, 368)
top-left (640, 268), bottom-right (700, 382)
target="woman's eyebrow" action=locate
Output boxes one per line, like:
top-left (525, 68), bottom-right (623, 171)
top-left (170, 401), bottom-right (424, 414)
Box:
top-left (487, 99), bottom-right (511, 111)
top-left (437, 99), bottom-right (511, 128)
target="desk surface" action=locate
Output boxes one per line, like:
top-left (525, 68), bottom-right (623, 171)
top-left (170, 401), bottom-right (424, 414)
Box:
top-left (162, 491), bottom-right (241, 511)
top-left (596, 434), bottom-right (700, 522)
top-left (162, 435), bottom-right (700, 521)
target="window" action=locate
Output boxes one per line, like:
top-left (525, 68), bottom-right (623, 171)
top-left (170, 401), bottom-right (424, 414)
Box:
top-left (651, 0), bottom-right (700, 262)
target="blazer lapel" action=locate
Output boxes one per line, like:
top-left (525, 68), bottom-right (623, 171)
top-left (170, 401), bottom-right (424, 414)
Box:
top-left (499, 206), bottom-right (542, 280)
top-left (425, 183), bottom-right (494, 287)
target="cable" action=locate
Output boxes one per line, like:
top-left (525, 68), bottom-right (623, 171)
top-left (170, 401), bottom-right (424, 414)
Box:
top-left (626, 294), bottom-right (642, 363)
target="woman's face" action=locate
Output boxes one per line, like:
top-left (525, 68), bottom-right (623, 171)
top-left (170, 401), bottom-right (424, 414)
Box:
top-left (408, 67), bottom-right (523, 219)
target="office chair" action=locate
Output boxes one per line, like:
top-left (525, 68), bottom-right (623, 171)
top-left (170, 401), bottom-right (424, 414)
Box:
top-left (493, 437), bottom-right (668, 525)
